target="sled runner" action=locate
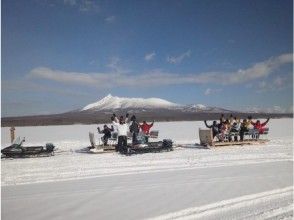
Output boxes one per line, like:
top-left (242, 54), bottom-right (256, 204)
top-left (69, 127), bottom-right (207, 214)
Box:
top-left (199, 128), bottom-right (269, 147)
top-left (1, 137), bottom-right (55, 158)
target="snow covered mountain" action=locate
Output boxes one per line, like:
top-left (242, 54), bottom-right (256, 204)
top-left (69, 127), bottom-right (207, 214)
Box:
top-left (183, 104), bottom-right (233, 113)
top-left (81, 94), bottom-right (234, 113)
top-left (82, 94), bottom-right (181, 111)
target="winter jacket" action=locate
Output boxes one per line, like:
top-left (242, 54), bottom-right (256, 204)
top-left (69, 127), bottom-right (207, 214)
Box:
top-left (204, 121), bottom-right (219, 137)
top-left (140, 123), bottom-right (153, 135)
top-left (112, 122), bottom-right (129, 136)
top-left (112, 116), bottom-right (130, 136)
top-left (230, 122), bottom-right (241, 132)
top-left (99, 127), bottom-right (113, 138)
top-left (129, 121), bottom-right (140, 133)
top-left (251, 119), bottom-right (269, 134)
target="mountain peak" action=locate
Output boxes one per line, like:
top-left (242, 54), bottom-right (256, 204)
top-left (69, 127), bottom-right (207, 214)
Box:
top-left (82, 95), bottom-right (180, 111)
top-left (105, 94), bottom-right (113, 99)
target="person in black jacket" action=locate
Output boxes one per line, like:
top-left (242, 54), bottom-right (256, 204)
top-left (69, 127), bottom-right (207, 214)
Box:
top-left (204, 120), bottom-right (220, 138)
top-left (97, 125), bottom-right (114, 146)
top-left (129, 115), bottom-right (140, 145)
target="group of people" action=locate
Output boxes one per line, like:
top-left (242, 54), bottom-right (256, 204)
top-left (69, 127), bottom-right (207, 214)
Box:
top-left (97, 113), bottom-right (154, 152)
top-left (97, 113), bottom-right (270, 151)
top-left (204, 114), bottom-right (270, 142)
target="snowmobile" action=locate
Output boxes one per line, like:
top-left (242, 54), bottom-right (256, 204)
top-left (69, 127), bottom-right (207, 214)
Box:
top-left (1, 137), bottom-right (55, 158)
top-left (85, 131), bottom-right (173, 155)
top-left (121, 133), bottom-right (173, 155)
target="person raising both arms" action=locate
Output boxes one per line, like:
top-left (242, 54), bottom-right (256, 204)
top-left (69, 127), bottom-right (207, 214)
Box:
top-left (139, 120), bottom-right (154, 143)
top-left (111, 113), bottom-right (129, 153)
top-left (251, 118), bottom-right (270, 138)
top-left (139, 120), bottom-right (154, 135)
top-left (204, 120), bottom-right (220, 139)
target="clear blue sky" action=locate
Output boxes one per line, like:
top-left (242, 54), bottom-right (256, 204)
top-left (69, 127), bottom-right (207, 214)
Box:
top-left (2, 0), bottom-right (293, 116)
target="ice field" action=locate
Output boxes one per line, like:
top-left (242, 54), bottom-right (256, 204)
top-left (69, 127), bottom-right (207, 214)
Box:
top-left (1, 118), bottom-right (293, 219)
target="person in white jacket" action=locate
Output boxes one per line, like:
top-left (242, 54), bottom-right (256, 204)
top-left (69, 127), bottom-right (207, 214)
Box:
top-left (111, 113), bottom-right (129, 152)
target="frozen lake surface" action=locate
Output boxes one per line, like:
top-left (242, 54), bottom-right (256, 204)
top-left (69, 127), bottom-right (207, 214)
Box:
top-left (1, 119), bottom-right (293, 219)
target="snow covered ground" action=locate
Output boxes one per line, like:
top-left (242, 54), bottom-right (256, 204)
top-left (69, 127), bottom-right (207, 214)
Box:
top-left (1, 119), bottom-right (293, 219)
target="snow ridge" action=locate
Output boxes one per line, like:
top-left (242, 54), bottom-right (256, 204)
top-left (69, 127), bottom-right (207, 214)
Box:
top-left (82, 94), bottom-right (181, 111)
top-left (148, 187), bottom-right (293, 220)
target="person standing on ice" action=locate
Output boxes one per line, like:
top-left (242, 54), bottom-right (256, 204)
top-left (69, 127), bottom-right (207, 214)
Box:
top-left (139, 120), bottom-right (154, 143)
top-left (139, 120), bottom-right (154, 135)
top-left (111, 113), bottom-right (129, 152)
top-left (97, 125), bottom-right (114, 146)
top-left (129, 115), bottom-right (140, 145)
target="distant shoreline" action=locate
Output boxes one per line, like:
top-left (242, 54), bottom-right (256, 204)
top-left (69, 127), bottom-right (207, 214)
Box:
top-left (1, 111), bottom-right (292, 127)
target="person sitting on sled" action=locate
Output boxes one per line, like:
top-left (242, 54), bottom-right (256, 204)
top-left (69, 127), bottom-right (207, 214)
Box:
top-left (251, 118), bottom-right (270, 139)
top-left (219, 114), bottom-right (225, 124)
top-left (97, 125), bottom-right (114, 146)
top-left (204, 120), bottom-right (220, 139)
top-left (218, 119), bottom-right (230, 141)
top-left (111, 113), bottom-right (129, 153)
top-left (229, 119), bottom-right (241, 142)
top-left (229, 114), bottom-right (235, 125)
top-left (239, 119), bottom-right (251, 141)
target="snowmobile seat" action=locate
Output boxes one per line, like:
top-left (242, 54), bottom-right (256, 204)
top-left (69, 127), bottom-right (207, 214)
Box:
top-left (108, 132), bottom-right (118, 145)
top-left (149, 130), bottom-right (159, 139)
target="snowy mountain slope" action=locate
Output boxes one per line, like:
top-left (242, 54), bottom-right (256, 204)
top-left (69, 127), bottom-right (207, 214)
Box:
top-left (82, 94), bottom-right (181, 111)
top-left (81, 94), bottom-right (290, 114)
top-left (81, 94), bottom-right (230, 113)
top-left (182, 104), bottom-right (234, 113)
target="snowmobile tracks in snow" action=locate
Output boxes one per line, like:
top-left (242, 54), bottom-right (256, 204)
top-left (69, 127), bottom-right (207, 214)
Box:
top-left (147, 186), bottom-right (293, 220)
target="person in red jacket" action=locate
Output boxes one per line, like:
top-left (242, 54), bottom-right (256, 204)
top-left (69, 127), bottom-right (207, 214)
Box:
top-left (139, 120), bottom-right (154, 143)
top-left (251, 118), bottom-right (270, 134)
top-left (251, 118), bottom-right (270, 139)
top-left (139, 120), bottom-right (154, 135)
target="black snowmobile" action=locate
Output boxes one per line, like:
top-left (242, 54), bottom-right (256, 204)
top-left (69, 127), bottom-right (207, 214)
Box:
top-left (121, 133), bottom-right (173, 155)
top-left (1, 137), bottom-right (55, 158)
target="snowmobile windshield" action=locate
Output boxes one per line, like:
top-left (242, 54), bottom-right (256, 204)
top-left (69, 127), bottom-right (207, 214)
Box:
top-left (12, 137), bottom-right (25, 146)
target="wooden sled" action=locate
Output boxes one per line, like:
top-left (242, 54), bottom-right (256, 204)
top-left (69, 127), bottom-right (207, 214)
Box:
top-left (88, 132), bottom-right (115, 153)
top-left (199, 129), bottom-right (269, 147)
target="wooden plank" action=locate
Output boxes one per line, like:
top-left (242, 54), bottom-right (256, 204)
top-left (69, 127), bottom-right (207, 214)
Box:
top-left (89, 148), bottom-right (115, 154)
top-left (213, 139), bottom-right (269, 147)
